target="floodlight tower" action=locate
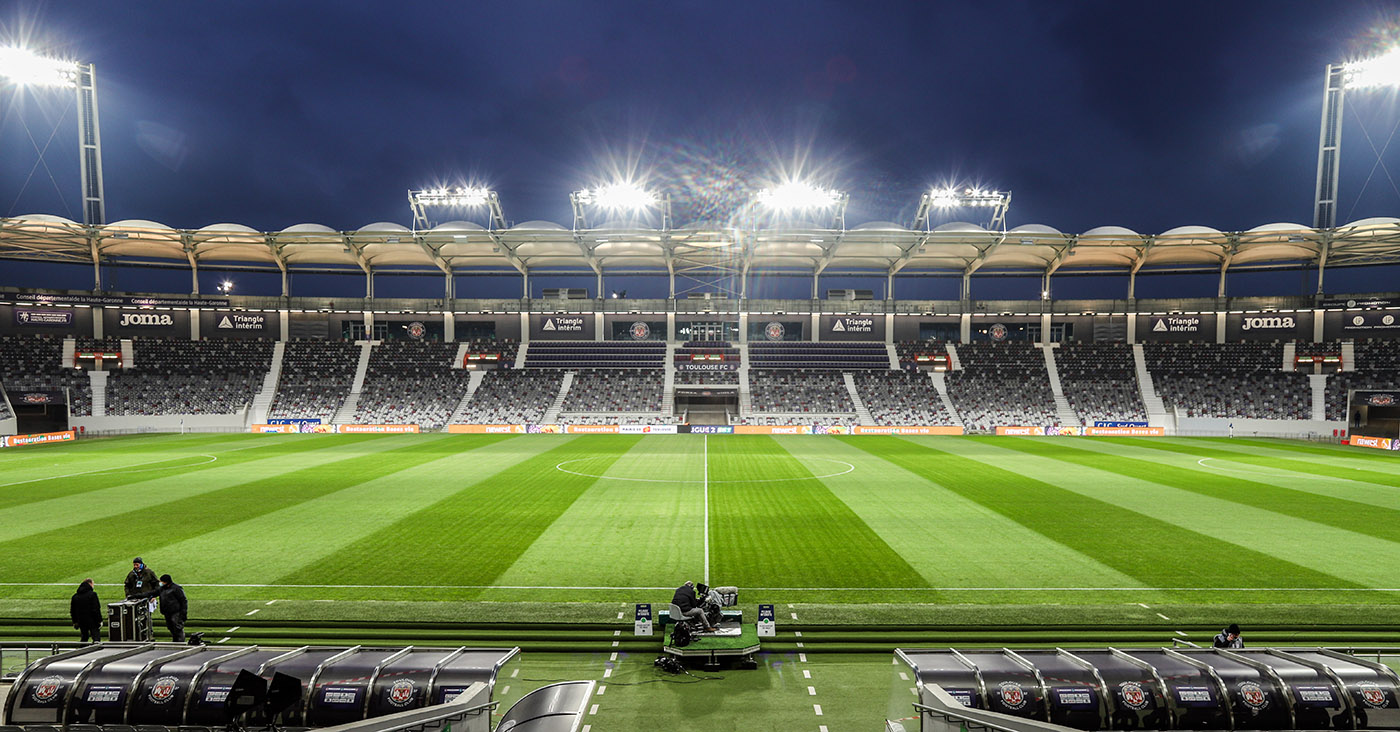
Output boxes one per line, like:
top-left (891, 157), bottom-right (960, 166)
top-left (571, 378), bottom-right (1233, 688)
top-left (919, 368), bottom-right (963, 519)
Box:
top-left (570, 182), bottom-right (670, 298)
top-left (911, 187), bottom-right (1011, 232)
top-left (408, 186), bottom-right (506, 231)
top-left (0, 47), bottom-right (106, 225)
top-left (755, 180), bottom-right (849, 299)
top-left (1314, 46), bottom-right (1400, 229)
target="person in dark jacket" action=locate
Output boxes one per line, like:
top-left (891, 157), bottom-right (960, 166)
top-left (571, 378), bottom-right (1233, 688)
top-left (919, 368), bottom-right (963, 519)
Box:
top-left (125, 557), bottom-right (158, 600)
top-left (153, 574), bottom-right (188, 642)
top-left (1213, 623), bottom-right (1243, 648)
top-left (70, 578), bottom-right (103, 643)
top-left (670, 580), bottom-right (714, 632)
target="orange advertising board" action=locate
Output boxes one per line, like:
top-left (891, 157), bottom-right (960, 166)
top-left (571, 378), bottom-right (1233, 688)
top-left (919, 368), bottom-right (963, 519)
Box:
top-left (851, 425), bottom-right (964, 436)
top-left (733, 425), bottom-right (814, 435)
top-left (565, 424), bottom-right (620, 434)
top-left (1351, 435), bottom-right (1396, 450)
top-left (449, 424), bottom-right (525, 434)
top-left (2, 430), bottom-right (76, 447)
top-left (1082, 426), bottom-right (1166, 436)
top-left (251, 424), bottom-right (298, 434)
top-left (337, 424), bottom-right (420, 434)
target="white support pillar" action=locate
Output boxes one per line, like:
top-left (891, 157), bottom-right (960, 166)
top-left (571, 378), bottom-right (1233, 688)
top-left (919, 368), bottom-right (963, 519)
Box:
top-left (595, 312), bottom-right (605, 341)
top-left (94, 307), bottom-right (104, 339)
top-left (810, 312), bottom-right (820, 342)
top-left (279, 310), bottom-right (289, 341)
top-left (959, 313), bottom-right (971, 344)
top-left (1127, 314), bottom-right (1136, 344)
top-left (520, 312), bottom-right (530, 343)
top-left (1040, 311), bottom-right (1051, 344)
top-left (190, 308), bottom-right (200, 340)
top-left (1215, 312), bottom-right (1226, 344)
top-left (738, 312), bottom-right (748, 343)
top-left (364, 311), bottom-right (374, 340)
top-left (1313, 309), bottom-right (1325, 343)
top-left (667, 312), bottom-right (676, 341)
top-left (444, 312), bottom-right (455, 342)
top-left (884, 312), bottom-right (894, 344)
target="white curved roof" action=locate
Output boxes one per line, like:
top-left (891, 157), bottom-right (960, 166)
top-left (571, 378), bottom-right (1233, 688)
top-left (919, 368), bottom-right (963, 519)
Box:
top-left (2, 215), bottom-right (1399, 276)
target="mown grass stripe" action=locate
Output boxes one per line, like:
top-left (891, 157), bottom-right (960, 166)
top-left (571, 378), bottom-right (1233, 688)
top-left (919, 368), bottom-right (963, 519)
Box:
top-left (854, 436), bottom-right (1358, 590)
top-left (775, 437), bottom-right (1146, 594)
top-left (489, 435), bottom-right (706, 590)
top-left (988, 436), bottom-right (1400, 563)
top-left (1157, 437), bottom-right (1400, 476)
top-left (1105, 437), bottom-right (1400, 487)
top-left (0, 435), bottom-right (460, 586)
top-left (1186, 437), bottom-right (1400, 466)
top-left (708, 436), bottom-right (928, 589)
top-left (277, 436), bottom-right (641, 598)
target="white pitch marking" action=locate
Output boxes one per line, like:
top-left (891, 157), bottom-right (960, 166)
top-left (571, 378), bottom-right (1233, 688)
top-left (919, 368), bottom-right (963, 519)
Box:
top-left (820, 727), bottom-right (828, 732)
top-left (1138, 603), bottom-right (1150, 609)
top-left (791, 613), bottom-right (799, 620)
top-left (603, 668), bottom-right (612, 678)
top-left (583, 727), bottom-right (591, 732)
top-left (9, 582), bottom-right (1392, 592)
top-left (788, 604), bottom-right (794, 608)
top-left (596, 686), bottom-right (605, 695)
top-left (814, 704), bottom-right (823, 716)
top-left (1156, 613), bottom-right (1171, 621)
top-left (800, 653), bottom-right (807, 662)
top-left (1177, 630), bottom-right (1189, 636)
top-left (501, 686), bottom-right (509, 695)
top-left (703, 435), bottom-right (709, 584)
top-left (265, 600), bottom-right (277, 605)
top-left (245, 609), bottom-right (260, 616)
top-left (511, 669), bottom-right (519, 678)
top-left (608, 653), bottom-right (617, 662)
top-left (808, 686), bottom-right (817, 696)
top-left (225, 626), bottom-right (240, 633)
top-left (0, 453), bottom-right (221, 488)
top-left (554, 455), bottom-right (855, 484)
top-left (613, 630), bottom-right (621, 636)
top-left (795, 631), bottom-right (803, 637)
top-left (616, 612), bottom-right (624, 619)
top-left (803, 670), bottom-right (811, 679)
top-left (1195, 457), bottom-right (1313, 479)
top-left (899, 672), bottom-right (909, 681)
top-left (611, 641), bottom-right (618, 647)
top-left (217, 637), bottom-right (230, 644)
top-left (589, 704), bottom-right (599, 715)
top-left (796, 642), bottom-right (804, 648)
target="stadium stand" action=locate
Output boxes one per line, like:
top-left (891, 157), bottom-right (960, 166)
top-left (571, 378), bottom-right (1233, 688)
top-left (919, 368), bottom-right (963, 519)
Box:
top-left (1056, 343), bottom-right (1148, 424)
top-left (747, 369), bottom-right (855, 414)
top-left (0, 334), bottom-right (93, 416)
top-left (1144, 342), bottom-right (1310, 419)
top-left (561, 368), bottom-right (664, 412)
top-left (747, 342), bottom-right (888, 369)
top-left (674, 369), bottom-right (739, 385)
top-left (895, 340), bottom-right (949, 370)
top-left (268, 340), bottom-right (361, 422)
top-left (352, 340), bottom-right (471, 430)
top-left (525, 341), bottom-right (665, 368)
top-left (1326, 339), bottom-right (1400, 420)
top-left (106, 338), bottom-right (274, 416)
top-left (853, 370), bottom-right (954, 424)
top-left (944, 342), bottom-right (1059, 430)
top-left (458, 370), bottom-right (563, 424)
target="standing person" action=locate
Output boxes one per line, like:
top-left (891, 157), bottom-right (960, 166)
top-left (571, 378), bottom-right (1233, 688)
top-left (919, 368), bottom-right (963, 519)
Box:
top-left (1213, 623), bottom-right (1243, 648)
top-left (125, 557), bottom-right (158, 600)
top-left (154, 574), bottom-right (188, 642)
top-left (70, 579), bottom-right (103, 643)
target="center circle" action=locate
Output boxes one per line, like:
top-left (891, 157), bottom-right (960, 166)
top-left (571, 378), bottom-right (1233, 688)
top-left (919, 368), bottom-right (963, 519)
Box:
top-left (554, 457), bottom-right (856, 483)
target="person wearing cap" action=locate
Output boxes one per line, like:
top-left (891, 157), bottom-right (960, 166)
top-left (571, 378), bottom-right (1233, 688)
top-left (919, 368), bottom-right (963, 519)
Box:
top-left (1213, 623), bottom-right (1243, 648)
top-left (153, 574), bottom-right (188, 642)
top-left (124, 557), bottom-right (158, 600)
top-left (70, 578), bottom-right (102, 643)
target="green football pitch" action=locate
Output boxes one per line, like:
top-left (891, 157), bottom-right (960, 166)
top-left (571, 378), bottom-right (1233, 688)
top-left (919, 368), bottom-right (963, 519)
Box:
top-left (2, 431), bottom-right (1399, 624)
top-left (5, 431), bottom-right (1400, 730)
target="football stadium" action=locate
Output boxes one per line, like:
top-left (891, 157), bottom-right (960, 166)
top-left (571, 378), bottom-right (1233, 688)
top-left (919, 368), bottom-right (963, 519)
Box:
top-left (4, 6), bottom-right (1400, 732)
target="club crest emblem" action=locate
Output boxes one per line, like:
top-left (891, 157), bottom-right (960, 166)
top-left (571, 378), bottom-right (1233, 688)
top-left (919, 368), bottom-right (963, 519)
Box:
top-left (999, 681), bottom-right (1027, 710)
top-left (989, 323), bottom-right (1008, 342)
top-left (1120, 681), bottom-right (1149, 710)
top-left (630, 322), bottom-right (650, 340)
top-left (1368, 394), bottom-right (1395, 407)
top-left (149, 675), bottom-right (179, 704)
top-left (406, 321), bottom-right (426, 339)
top-left (1239, 681), bottom-right (1268, 710)
top-left (387, 679), bottom-right (415, 707)
top-left (1359, 683), bottom-right (1389, 709)
top-left (764, 322), bottom-right (785, 341)
top-left (31, 675), bottom-right (63, 704)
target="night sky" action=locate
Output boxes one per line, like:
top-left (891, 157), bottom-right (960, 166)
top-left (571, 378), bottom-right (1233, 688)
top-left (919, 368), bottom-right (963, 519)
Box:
top-left (4, 1), bottom-right (1400, 299)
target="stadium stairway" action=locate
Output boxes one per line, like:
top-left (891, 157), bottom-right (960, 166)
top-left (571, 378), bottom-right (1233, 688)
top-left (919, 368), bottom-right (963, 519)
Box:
top-left (945, 343), bottom-right (962, 370)
top-left (1132, 344), bottom-right (1170, 428)
top-left (885, 343), bottom-right (900, 370)
top-left (332, 341), bottom-right (374, 424)
top-left (247, 341), bottom-right (285, 426)
top-left (1042, 345), bottom-right (1080, 427)
top-left (513, 343), bottom-right (529, 369)
top-left (737, 344), bottom-right (752, 418)
top-left (541, 371), bottom-right (573, 423)
top-left (928, 372), bottom-right (963, 428)
top-left (120, 338), bottom-right (135, 366)
top-left (843, 372), bottom-right (876, 425)
top-left (87, 370), bottom-right (107, 417)
top-left (1310, 374), bottom-right (1328, 421)
top-left (61, 337), bottom-right (75, 368)
top-left (662, 343), bottom-right (677, 419)
top-left (1342, 340), bottom-right (1356, 371)
top-left (446, 370), bottom-right (488, 426)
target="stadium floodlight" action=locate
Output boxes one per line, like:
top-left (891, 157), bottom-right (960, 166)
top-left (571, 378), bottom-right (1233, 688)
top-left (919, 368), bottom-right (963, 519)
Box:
top-left (570, 181), bottom-right (670, 231)
top-left (913, 186), bottom-right (1011, 231)
top-left (217, 280), bottom-right (234, 295)
top-left (1315, 44), bottom-right (1400, 230)
top-left (756, 180), bottom-right (844, 212)
top-left (0, 46), bottom-right (105, 226)
top-left (408, 186), bottom-right (505, 231)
